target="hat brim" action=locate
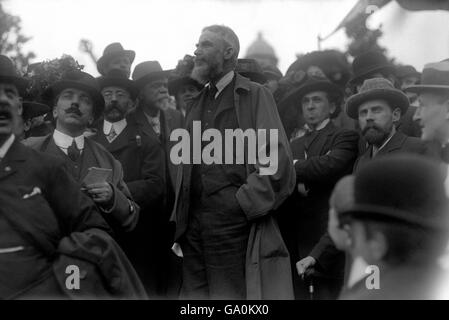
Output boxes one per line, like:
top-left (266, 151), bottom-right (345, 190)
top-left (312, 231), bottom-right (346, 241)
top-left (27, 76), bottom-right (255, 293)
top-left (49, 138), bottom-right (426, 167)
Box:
top-left (45, 80), bottom-right (105, 120)
top-left (168, 77), bottom-right (203, 96)
top-left (404, 84), bottom-right (449, 94)
top-left (97, 50), bottom-right (136, 75)
top-left (97, 77), bottom-right (138, 100)
top-left (348, 65), bottom-right (395, 85)
top-left (339, 204), bottom-right (448, 231)
top-left (346, 88), bottom-right (409, 120)
top-left (281, 80), bottom-right (343, 117)
top-left (22, 101), bottom-right (51, 120)
top-left (0, 75), bottom-right (29, 94)
top-left (135, 70), bottom-right (172, 90)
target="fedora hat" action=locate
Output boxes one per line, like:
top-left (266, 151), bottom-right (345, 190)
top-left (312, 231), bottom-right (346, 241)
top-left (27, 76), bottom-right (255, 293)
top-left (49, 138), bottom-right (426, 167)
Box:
top-left (340, 154), bottom-right (449, 230)
top-left (405, 60), bottom-right (449, 93)
top-left (97, 69), bottom-right (138, 100)
top-left (349, 51), bottom-right (394, 85)
top-left (236, 59), bottom-right (267, 84)
top-left (22, 101), bottom-right (51, 121)
top-left (282, 75), bottom-right (343, 118)
top-left (346, 78), bottom-right (409, 119)
top-left (45, 70), bottom-right (105, 120)
top-left (0, 55), bottom-right (29, 94)
top-left (97, 42), bottom-right (135, 76)
top-left (132, 61), bottom-right (171, 90)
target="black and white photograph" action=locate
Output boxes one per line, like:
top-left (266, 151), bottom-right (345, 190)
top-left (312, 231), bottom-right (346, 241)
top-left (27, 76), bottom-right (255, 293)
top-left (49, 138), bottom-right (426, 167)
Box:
top-left (1, 0), bottom-right (449, 308)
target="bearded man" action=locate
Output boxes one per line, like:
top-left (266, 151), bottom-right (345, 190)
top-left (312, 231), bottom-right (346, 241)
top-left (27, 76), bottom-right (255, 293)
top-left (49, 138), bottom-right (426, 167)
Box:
top-left (345, 78), bottom-right (429, 171)
top-left (170, 25), bottom-right (295, 300)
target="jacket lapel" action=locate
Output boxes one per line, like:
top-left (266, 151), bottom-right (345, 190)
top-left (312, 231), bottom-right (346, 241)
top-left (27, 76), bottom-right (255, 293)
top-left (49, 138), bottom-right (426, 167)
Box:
top-left (0, 139), bottom-right (27, 181)
top-left (376, 131), bottom-right (407, 156)
top-left (135, 107), bottom-right (160, 143)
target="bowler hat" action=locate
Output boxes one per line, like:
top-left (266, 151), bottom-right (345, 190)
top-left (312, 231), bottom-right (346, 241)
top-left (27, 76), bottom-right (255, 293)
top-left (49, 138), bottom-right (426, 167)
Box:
top-left (346, 78), bottom-right (409, 119)
top-left (97, 42), bottom-right (135, 76)
top-left (0, 55), bottom-right (29, 94)
top-left (22, 101), bottom-right (51, 121)
top-left (97, 69), bottom-right (138, 100)
top-left (236, 59), bottom-right (267, 84)
top-left (396, 65), bottom-right (421, 80)
top-left (349, 51), bottom-right (394, 85)
top-left (132, 61), bottom-right (171, 90)
top-left (340, 154), bottom-right (449, 230)
top-left (45, 70), bottom-right (105, 120)
top-left (282, 75), bottom-right (343, 118)
top-left (405, 60), bottom-right (449, 93)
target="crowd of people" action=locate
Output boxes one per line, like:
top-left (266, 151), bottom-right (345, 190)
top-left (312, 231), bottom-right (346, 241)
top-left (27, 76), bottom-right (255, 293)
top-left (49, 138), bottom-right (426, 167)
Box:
top-left (0, 24), bottom-right (448, 300)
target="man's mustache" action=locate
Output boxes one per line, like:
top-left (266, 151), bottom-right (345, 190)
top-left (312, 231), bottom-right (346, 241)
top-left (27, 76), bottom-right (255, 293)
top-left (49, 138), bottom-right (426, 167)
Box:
top-left (0, 105), bottom-right (13, 120)
top-left (65, 106), bottom-right (82, 116)
top-left (362, 123), bottom-right (382, 135)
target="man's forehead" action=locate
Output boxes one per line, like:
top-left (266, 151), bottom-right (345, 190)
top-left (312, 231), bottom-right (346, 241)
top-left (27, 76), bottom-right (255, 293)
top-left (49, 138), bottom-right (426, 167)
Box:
top-left (198, 30), bottom-right (221, 43)
top-left (101, 86), bottom-right (129, 93)
top-left (359, 99), bottom-right (390, 110)
top-left (60, 87), bottom-right (91, 97)
top-left (303, 90), bottom-right (327, 99)
top-left (109, 55), bottom-right (131, 64)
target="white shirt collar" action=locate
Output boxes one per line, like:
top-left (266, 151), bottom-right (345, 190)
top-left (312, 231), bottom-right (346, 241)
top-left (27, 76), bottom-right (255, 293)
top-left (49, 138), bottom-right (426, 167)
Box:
top-left (0, 134), bottom-right (15, 159)
top-left (347, 256), bottom-right (369, 288)
top-left (305, 118), bottom-right (330, 132)
top-left (103, 118), bottom-right (127, 136)
top-left (53, 129), bottom-right (84, 152)
top-left (207, 70), bottom-right (234, 99)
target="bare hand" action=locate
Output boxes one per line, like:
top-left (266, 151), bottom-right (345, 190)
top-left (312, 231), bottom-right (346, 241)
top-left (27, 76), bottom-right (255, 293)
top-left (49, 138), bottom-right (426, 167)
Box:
top-left (85, 182), bottom-right (113, 204)
top-left (296, 256), bottom-right (316, 276)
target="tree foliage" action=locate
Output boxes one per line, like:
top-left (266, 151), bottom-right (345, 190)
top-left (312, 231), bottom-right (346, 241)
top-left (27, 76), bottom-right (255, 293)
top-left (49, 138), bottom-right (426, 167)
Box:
top-left (0, 0), bottom-right (35, 73)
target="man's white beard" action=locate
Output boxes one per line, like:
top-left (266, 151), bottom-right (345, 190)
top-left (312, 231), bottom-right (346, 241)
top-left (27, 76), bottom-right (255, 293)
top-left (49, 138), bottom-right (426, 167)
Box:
top-left (191, 60), bottom-right (223, 84)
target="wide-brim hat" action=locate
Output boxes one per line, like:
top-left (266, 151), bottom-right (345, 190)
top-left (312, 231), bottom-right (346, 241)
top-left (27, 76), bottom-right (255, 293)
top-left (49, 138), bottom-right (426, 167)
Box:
top-left (132, 61), bottom-right (171, 91)
top-left (282, 75), bottom-right (343, 118)
top-left (97, 42), bottom-right (135, 76)
top-left (396, 65), bottom-right (421, 79)
top-left (45, 71), bottom-right (105, 120)
top-left (168, 76), bottom-right (203, 96)
top-left (339, 154), bottom-right (449, 231)
top-left (0, 55), bottom-right (29, 94)
top-left (22, 101), bottom-right (51, 120)
top-left (97, 69), bottom-right (138, 100)
top-left (346, 78), bottom-right (409, 119)
top-left (263, 64), bottom-right (283, 81)
top-left (405, 60), bottom-right (449, 94)
top-left (349, 50), bottom-right (394, 85)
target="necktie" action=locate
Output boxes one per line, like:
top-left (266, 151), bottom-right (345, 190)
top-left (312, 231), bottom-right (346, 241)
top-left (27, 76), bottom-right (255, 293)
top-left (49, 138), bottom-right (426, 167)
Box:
top-left (208, 84), bottom-right (218, 100)
top-left (67, 139), bottom-right (80, 162)
top-left (107, 125), bottom-right (117, 142)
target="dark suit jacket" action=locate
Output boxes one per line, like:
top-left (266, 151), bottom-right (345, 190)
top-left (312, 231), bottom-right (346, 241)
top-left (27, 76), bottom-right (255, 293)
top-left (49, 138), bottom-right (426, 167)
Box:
top-left (354, 130), bottom-right (429, 172)
top-left (0, 139), bottom-right (144, 298)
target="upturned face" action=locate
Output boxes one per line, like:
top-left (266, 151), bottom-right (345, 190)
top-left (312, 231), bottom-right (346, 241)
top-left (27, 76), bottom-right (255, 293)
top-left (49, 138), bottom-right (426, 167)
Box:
top-left (192, 31), bottom-right (226, 84)
top-left (414, 92), bottom-right (449, 143)
top-left (358, 99), bottom-right (400, 147)
top-left (53, 88), bottom-right (94, 131)
top-left (105, 55), bottom-right (132, 78)
top-left (0, 83), bottom-right (22, 140)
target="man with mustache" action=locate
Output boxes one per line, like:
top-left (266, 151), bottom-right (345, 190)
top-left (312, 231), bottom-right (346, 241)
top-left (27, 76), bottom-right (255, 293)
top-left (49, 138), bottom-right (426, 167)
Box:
top-left (0, 55), bottom-right (145, 299)
top-left (171, 25), bottom-right (295, 299)
top-left (24, 70), bottom-right (139, 233)
top-left (92, 69), bottom-right (168, 297)
top-left (346, 78), bottom-right (429, 172)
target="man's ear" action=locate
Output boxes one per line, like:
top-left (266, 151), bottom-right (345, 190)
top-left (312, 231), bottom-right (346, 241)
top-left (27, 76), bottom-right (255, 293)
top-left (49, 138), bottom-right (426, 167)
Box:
top-left (368, 231), bottom-right (388, 262)
top-left (392, 107), bottom-right (401, 122)
top-left (223, 46), bottom-right (235, 61)
top-left (17, 97), bottom-right (23, 116)
top-left (329, 102), bottom-right (337, 116)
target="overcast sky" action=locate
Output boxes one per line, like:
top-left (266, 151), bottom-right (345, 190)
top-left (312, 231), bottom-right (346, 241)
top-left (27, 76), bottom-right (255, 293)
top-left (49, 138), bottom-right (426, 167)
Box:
top-left (3, 0), bottom-right (449, 75)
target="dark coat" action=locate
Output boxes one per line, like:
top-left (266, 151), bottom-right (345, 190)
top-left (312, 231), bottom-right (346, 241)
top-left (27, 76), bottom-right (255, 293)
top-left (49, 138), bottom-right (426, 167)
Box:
top-left (354, 130), bottom-right (430, 172)
top-left (171, 73), bottom-right (296, 299)
top-left (0, 139), bottom-right (146, 299)
top-left (90, 117), bottom-right (172, 297)
top-left (23, 134), bottom-right (139, 232)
